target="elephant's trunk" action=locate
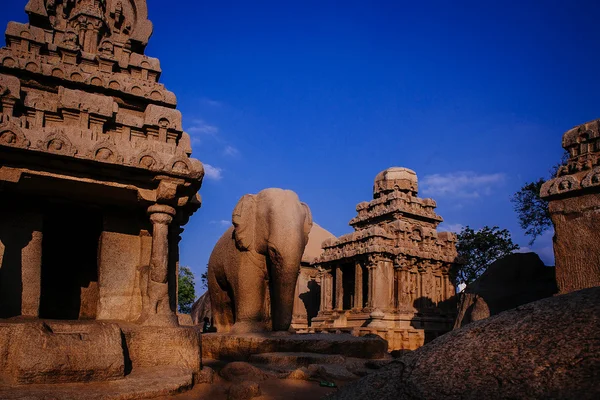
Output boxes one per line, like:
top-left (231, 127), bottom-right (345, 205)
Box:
top-left (267, 247), bottom-right (301, 331)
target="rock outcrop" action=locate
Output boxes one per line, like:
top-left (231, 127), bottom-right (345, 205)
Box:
top-left (191, 292), bottom-right (211, 325)
top-left (455, 252), bottom-right (558, 328)
top-left (329, 287), bottom-right (600, 400)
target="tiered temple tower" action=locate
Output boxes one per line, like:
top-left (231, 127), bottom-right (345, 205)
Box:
top-left (311, 167), bottom-right (458, 350)
top-left (0, 0), bottom-right (205, 387)
top-left (0, 0), bottom-right (203, 326)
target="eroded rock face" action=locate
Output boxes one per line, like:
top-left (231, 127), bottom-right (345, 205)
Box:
top-left (329, 287), bottom-right (600, 400)
top-left (455, 252), bottom-right (558, 328)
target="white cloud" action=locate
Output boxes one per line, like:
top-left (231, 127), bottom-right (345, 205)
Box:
top-left (438, 223), bottom-right (464, 234)
top-left (201, 98), bottom-right (223, 107)
top-left (210, 219), bottom-right (230, 227)
top-left (223, 145), bottom-right (240, 157)
top-left (203, 164), bottom-right (223, 180)
top-left (421, 171), bottom-right (505, 198)
top-left (187, 119), bottom-right (219, 136)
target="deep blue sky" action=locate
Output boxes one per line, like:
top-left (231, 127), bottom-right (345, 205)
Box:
top-left (3, 1), bottom-right (600, 296)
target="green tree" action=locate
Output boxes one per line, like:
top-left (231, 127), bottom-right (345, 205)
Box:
top-left (453, 226), bottom-right (519, 287)
top-left (200, 270), bottom-right (208, 290)
top-left (511, 152), bottom-right (569, 244)
top-left (178, 266), bottom-right (196, 314)
top-left (511, 178), bottom-right (551, 245)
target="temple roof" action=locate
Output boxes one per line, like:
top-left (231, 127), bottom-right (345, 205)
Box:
top-left (313, 167), bottom-right (457, 266)
top-left (373, 167), bottom-right (418, 198)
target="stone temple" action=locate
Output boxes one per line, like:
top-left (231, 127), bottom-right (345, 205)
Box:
top-left (0, 0), bottom-right (204, 388)
top-left (311, 168), bottom-right (459, 350)
top-left (541, 119), bottom-right (600, 294)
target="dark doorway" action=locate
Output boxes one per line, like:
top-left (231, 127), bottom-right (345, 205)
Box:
top-left (342, 263), bottom-right (355, 310)
top-left (39, 205), bottom-right (102, 320)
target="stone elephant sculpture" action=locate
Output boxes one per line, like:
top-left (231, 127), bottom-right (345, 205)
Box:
top-left (208, 188), bottom-right (312, 333)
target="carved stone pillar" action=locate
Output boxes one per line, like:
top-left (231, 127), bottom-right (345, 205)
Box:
top-left (0, 209), bottom-right (43, 318)
top-left (318, 267), bottom-right (334, 312)
top-left (142, 204), bottom-right (177, 326)
top-left (335, 265), bottom-right (343, 311)
top-left (397, 268), bottom-right (410, 308)
top-left (367, 264), bottom-right (375, 308)
top-left (370, 255), bottom-right (393, 310)
top-left (318, 268), bottom-right (326, 313)
top-left (442, 268), bottom-right (455, 300)
top-left (326, 270), bottom-right (333, 311)
top-left (354, 261), bottom-right (363, 309)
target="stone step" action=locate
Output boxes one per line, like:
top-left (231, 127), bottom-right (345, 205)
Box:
top-left (249, 352), bottom-right (346, 367)
top-left (201, 332), bottom-right (388, 361)
top-left (0, 367), bottom-right (193, 400)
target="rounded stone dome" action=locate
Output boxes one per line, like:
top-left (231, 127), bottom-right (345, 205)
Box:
top-left (373, 167), bottom-right (418, 197)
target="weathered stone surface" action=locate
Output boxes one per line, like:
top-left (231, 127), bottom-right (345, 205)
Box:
top-left (202, 333), bottom-right (388, 361)
top-left (195, 366), bottom-right (215, 384)
top-left (541, 119), bottom-right (600, 294)
top-left (249, 352), bottom-right (346, 367)
top-left (227, 381), bottom-right (262, 400)
top-left (328, 287), bottom-right (600, 400)
top-left (208, 189), bottom-right (313, 333)
top-left (455, 252), bottom-right (558, 328)
top-left (311, 364), bottom-right (358, 381)
top-left (311, 167), bottom-right (457, 350)
top-left (286, 367), bottom-right (311, 380)
top-left (547, 193), bottom-right (600, 293)
top-left (219, 362), bottom-right (272, 383)
top-left (0, 320), bottom-right (123, 384)
top-left (178, 313), bottom-right (193, 326)
top-left (0, 367), bottom-right (193, 400)
top-left (120, 324), bottom-right (201, 372)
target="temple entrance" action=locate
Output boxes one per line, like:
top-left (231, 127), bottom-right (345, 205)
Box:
top-left (39, 205), bottom-right (102, 320)
top-left (342, 263), bottom-right (354, 310)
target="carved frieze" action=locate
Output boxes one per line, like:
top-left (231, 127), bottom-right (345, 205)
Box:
top-left (542, 119), bottom-right (600, 199)
top-left (0, 0), bottom-right (204, 203)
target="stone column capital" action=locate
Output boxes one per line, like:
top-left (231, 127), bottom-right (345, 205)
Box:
top-left (148, 204), bottom-right (175, 225)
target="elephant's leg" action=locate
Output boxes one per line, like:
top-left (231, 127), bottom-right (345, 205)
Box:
top-left (208, 265), bottom-right (234, 333)
top-left (230, 258), bottom-right (267, 333)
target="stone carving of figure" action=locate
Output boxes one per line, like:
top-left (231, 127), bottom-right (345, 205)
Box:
top-left (410, 228), bottom-right (422, 242)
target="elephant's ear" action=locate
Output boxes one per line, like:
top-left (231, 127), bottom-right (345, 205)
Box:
top-left (301, 202), bottom-right (313, 245)
top-left (232, 194), bottom-right (256, 251)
